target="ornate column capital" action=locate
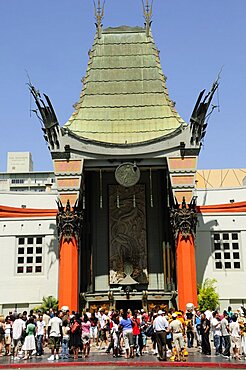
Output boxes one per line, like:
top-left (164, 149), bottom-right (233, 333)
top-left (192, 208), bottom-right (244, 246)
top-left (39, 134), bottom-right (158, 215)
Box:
top-left (56, 199), bottom-right (83, 245)
top-left (170, 196), bottom-right (198, 241)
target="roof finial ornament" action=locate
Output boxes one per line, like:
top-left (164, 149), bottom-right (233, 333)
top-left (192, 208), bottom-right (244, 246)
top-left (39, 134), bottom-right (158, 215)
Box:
top-left (94, 0), bottom-right (105, 38)
top-left (142, 0), bottom-right (153, 36)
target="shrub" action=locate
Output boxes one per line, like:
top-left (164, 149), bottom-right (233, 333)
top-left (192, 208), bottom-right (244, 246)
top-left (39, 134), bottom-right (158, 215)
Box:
top-left (198, 278), bottom-right (219, 312)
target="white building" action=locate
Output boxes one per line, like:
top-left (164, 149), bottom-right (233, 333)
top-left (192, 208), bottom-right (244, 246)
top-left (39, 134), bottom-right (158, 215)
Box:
top-left (0, 164), bottom-right (245, 315)
top-left (0, 152), bottom-right (56, 193)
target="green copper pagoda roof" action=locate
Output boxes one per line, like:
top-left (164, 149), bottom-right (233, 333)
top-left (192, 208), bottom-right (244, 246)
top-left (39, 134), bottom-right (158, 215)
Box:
top-left (64, 26), bottom-right (186, 145)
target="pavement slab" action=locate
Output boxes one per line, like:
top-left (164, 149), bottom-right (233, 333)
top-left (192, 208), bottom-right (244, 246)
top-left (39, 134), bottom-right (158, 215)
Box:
top-left (0, 347), bottom-right (245, 369)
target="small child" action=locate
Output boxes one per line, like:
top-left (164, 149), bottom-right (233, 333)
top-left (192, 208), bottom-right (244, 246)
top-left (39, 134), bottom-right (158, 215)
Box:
top-left (61, 320), bottom-right (70, 359)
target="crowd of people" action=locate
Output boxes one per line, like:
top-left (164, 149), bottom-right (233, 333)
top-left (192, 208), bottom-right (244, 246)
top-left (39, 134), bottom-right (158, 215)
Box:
top-left (0, 304), bottom-right (246, 362)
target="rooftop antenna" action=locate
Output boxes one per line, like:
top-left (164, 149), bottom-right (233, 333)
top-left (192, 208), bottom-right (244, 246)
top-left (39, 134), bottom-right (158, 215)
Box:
top-left (94, 0), bottom-right (105, 38)
top-left (142, 0), bottom-right (153, 37)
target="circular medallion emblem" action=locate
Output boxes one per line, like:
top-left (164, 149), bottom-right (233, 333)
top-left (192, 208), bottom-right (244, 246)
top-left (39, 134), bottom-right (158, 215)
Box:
top-left (115, 163), bottom-right (140, 187)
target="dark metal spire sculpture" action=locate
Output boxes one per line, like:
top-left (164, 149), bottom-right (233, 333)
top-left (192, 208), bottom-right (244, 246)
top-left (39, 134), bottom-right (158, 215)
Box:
top-left (94, 0), bottom-right (105, 38)
top-left (28, 82), bottom-right (61, 151)
top-left (190, 76), bottom-right (220, 146)
top-left (142, 0), bottom-right (153, 36)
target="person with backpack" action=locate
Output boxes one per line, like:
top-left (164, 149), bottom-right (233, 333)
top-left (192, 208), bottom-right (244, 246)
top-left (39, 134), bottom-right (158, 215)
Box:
top-left (69, 313), bottom-right (81, 359)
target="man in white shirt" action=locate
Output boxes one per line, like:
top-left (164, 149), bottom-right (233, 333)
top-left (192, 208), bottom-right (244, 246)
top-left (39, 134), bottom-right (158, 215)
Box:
top-left (47, 311), bottom-right (63, 361)
top-left (36, 314), bottom-right (46, 356)
top-left (12, 314), bottom-right (26, 360)
top-left (97, 309), bottom-right (108, 350)
top-left (221, 311), bottom-right (231, 358)
top-left (153, 310), bottom-right (169, 361)
top-left (211, 311), bottom-right (222, 355)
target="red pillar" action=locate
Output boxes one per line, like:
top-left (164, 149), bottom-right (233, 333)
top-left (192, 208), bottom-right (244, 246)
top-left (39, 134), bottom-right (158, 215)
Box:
top-left (176, 232), bottom-right (198, 312)
top-left (58, 236), bottom-right (79, 312)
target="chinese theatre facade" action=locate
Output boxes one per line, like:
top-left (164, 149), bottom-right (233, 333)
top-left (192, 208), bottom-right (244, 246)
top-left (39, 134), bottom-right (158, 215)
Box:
top-left (30, 2), bottom-right (218, 313)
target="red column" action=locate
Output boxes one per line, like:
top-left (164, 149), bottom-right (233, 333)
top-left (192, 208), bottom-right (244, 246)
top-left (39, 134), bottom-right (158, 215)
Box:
top-left (176, 232), bottom-right (198, 312)
top-left (58, 236), bottom-right (79, 312)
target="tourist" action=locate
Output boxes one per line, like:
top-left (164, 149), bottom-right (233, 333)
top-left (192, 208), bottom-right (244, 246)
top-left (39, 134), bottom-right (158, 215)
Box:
top-left (227, 306), bottom-right (233, 322)
top-left (111, 316), bottom-right (120, 358)
top-left (97, 309), bottom-right (108, 350)
top-left (81, 313), bottom-right (91, 358)
top-left (47, 311), bottom-right (63, 361)
top-left (22, 317), bottom-right (36, 360)
top-left (119, 311), bottom-right (134, 359)
top-left (90, 312), bottom-right (98, 346)
top-left (0, 316), bottom-right (5, 357)
top-left (200, 312), bottom-right (211, 355)
top-left (69, 313), bottom-right (81, 359)
top-left (194, 309), bottom-right (201, 347)
top-left (139, 315), bottom-right (148, 354)
top-left (132, 310), bottom-right (141, 356)
top-left (229, 315), bottom-right (241, 360)
top-left (4, 316), bottom-right (12, 356)
top-left (221, 311), bottom-right (231, 358)
top-left (61, 320), bottom-right (70, 359)
top-left (169, 313), bottom-right (184, 361)
top-left (12, 313), bottom-right (25, 360)
top-left (211, 311), bottom-right (222, 355)
top-left (153, 310), bottom-right (168, 361)
top-left (240, 315), bottom-right (246, 359)
top-left (36, 314), bottom-right (46, 356)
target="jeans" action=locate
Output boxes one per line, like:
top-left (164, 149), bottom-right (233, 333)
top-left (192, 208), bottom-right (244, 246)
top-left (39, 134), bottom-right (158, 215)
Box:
top-left (36, 335), bottom-right (43, 355)
top-left (214, 334), bottom-right (222, 355)
top-left (61, 338), bottom-right (69, 359)
top-left (187, 330), bottom-right (194, 348)
top-left (222, 335), bottom-right (231, 357)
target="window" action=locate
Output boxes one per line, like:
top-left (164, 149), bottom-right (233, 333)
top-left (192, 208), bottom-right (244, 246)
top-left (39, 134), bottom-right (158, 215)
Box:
top-left (11, 179), bottom-right (24, 184)
top-left (212, 232), bottom-right (241, 270)
top-left (16, 236), bottom-right (44, 275)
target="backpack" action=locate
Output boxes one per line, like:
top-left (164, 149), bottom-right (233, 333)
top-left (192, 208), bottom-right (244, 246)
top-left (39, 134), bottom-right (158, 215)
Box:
top-left (71, 320), bottom-right (80, 333)
top-left (145, 324), bottom-right (154, 337)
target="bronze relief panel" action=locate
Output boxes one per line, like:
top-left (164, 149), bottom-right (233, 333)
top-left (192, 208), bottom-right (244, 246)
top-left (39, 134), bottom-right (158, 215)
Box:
top-left (109, 184), bottom-right (148, 285)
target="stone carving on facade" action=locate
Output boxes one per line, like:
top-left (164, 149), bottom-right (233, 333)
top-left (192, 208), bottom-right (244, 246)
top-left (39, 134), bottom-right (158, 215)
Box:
top-left (170, 197), bottom-right (198, 241)
top-left (109, 185), bottom-right (148, 285)
top-left (115, 163), bottom-right (140, 188)
top-left (56, 199), bottom-right (83, 245)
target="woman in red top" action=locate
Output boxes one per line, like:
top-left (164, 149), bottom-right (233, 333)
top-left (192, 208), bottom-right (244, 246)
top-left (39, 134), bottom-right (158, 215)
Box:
top-left (132, 311), bottom-right (141, 356)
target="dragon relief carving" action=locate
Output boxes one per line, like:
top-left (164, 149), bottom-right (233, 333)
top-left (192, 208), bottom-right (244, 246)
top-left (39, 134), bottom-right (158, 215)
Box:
top-left (170, 196), bottom-right (198, 241)
top-left (56, 199), bottom-right (83, 245)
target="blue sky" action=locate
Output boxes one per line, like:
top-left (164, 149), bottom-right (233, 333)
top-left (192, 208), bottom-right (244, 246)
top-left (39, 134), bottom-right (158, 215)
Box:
top-left (0, 0), bottom-right (245, 171)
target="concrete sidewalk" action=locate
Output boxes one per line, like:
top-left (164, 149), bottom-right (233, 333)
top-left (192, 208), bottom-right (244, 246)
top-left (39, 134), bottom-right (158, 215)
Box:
top-left (0, 347), bottom-right (245, 369)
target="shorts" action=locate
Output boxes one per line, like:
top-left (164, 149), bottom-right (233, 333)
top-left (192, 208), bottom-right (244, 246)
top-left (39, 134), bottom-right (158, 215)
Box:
top-left (13, 338), bottom-right (23, 349)
top-left (231, 336), bottom-right (241, 349)
top-left (99, 329), bottom-right (106, 341)
top-left (82, 334), bottom-right (90, 344)
top-left (90, 326), bottom-right (98, 338)
top-left (4, 334), bottom-right (11, 345)
top-left (173, 332), bottom-right (184, 351)
top-left (48, 336), bottom-right (61, 350)
top-left (123, 330), bottom-right (134, 350)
